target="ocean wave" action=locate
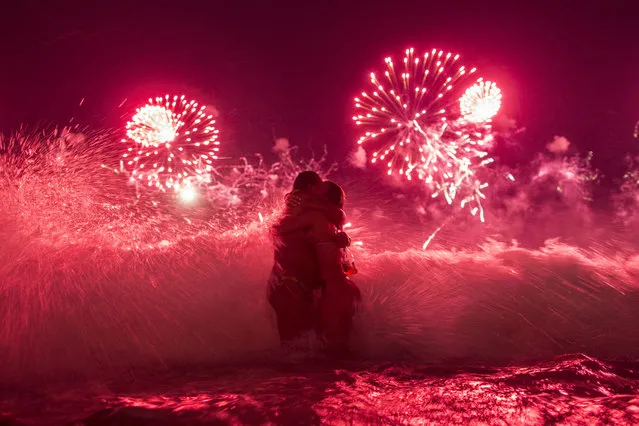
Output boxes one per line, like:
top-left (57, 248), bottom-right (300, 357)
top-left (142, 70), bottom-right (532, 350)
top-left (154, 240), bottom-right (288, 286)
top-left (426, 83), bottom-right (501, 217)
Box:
top-left (1, 224), bottom-right (638, 384)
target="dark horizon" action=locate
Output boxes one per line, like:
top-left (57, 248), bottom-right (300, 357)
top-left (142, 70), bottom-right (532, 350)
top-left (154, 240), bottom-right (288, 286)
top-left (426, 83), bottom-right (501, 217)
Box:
top-left (1, 1), bottom-right (638, 185)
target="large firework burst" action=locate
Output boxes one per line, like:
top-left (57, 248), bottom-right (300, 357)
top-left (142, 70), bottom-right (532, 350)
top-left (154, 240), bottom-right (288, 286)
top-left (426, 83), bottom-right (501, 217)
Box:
top-left (121, 95), bottom-right (220, 193)
top-left (353, 48), bottom-right (501, 220)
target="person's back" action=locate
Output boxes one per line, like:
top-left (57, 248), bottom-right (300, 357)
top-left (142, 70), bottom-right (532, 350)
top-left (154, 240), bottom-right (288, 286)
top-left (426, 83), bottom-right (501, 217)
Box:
top-left (268, 187), bottom-right (346, 300)
top-left (267, 171), bottom-right (327, 343)
top-left (270, 171), bottom-right (326, 290)
top-left (270, 216), bottom-right (322, 292)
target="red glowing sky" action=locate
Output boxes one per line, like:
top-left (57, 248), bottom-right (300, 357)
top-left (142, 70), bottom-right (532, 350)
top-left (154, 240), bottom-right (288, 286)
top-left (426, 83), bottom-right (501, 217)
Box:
top-left (0, 1), bottom-right (637, 174)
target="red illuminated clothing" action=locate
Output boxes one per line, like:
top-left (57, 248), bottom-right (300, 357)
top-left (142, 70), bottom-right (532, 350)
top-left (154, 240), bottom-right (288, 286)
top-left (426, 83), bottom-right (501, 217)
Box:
top-left (268, 193), bottom-right (360, 351)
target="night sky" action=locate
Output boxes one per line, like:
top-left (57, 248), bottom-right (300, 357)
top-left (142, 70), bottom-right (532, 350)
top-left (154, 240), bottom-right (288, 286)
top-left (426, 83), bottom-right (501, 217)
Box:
top-left (1, 1), bottom-right (638, 183)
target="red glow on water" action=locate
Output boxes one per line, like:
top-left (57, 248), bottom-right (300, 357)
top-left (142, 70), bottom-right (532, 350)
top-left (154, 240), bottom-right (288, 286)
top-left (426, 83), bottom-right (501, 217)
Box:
top-left (3, 357), bottom-right (632, 424)
top-left (118, 394), bottom-right (214, 412)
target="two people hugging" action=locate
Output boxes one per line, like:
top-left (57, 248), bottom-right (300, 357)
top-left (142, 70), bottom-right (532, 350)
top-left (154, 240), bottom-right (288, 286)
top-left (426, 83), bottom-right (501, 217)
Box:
top-left (267, 171), bottom-right (360, 356)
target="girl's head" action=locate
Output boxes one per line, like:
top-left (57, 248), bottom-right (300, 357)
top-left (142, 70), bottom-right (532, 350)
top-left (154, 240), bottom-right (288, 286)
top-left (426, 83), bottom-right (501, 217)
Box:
top-left (323, 180), bottom-right (345, 208)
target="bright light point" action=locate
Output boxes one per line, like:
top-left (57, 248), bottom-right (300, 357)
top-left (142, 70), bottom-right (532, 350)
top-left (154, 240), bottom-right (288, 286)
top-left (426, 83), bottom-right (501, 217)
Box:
top-left (178, 186), bottom-right (197, 203)
top-left (159, 128), bottom-right (176, 143)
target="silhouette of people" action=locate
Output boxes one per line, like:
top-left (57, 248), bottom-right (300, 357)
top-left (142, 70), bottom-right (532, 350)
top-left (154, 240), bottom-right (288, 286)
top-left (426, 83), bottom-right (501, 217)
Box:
top-left (268, 171), bottom-right (360, 355)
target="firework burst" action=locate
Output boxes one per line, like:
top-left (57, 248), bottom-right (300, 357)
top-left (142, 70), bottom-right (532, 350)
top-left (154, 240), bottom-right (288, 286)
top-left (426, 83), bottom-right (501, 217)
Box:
top-left (459, 80), bottom-right (502, 123)
top-left (353, 48), bottom-right (477, 177)
top-left (121, 95), bottom-right (220, 193)
top-left (353, 48), bottom-right (500, 220)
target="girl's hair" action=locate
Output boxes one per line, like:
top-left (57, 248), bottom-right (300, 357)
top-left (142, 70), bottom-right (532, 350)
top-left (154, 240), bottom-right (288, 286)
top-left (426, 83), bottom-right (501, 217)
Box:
top-left (292, 171), bottom-right (322, 191)
top-left (324, 180), bottom-right (345, 208)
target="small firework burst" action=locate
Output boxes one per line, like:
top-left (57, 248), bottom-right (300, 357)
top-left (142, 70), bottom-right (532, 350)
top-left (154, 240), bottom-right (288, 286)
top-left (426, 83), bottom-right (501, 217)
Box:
top-left (459, 80), bottom-right (502, 123)
top-left (121, 94), bottom-right (220, 192)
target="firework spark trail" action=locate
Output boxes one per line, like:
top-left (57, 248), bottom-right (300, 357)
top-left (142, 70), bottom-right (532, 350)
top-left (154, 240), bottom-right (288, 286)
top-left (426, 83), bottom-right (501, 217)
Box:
top-left (0, 139), bottom-right (195, 249)
top-left (1, 129), bottom-right (219, 250)
top-left (533, 151), bottom-right (599, 202)
top-left (0, 130), bottom-right (335, 252)
top-left (353, 48), bottom-right (501, 220)
top-left (121, 95), bottom-right (220, 194)
top-left (612, 156), bottom-right (639, 227)
top-left (422, 217), bottom-right (452, 250)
